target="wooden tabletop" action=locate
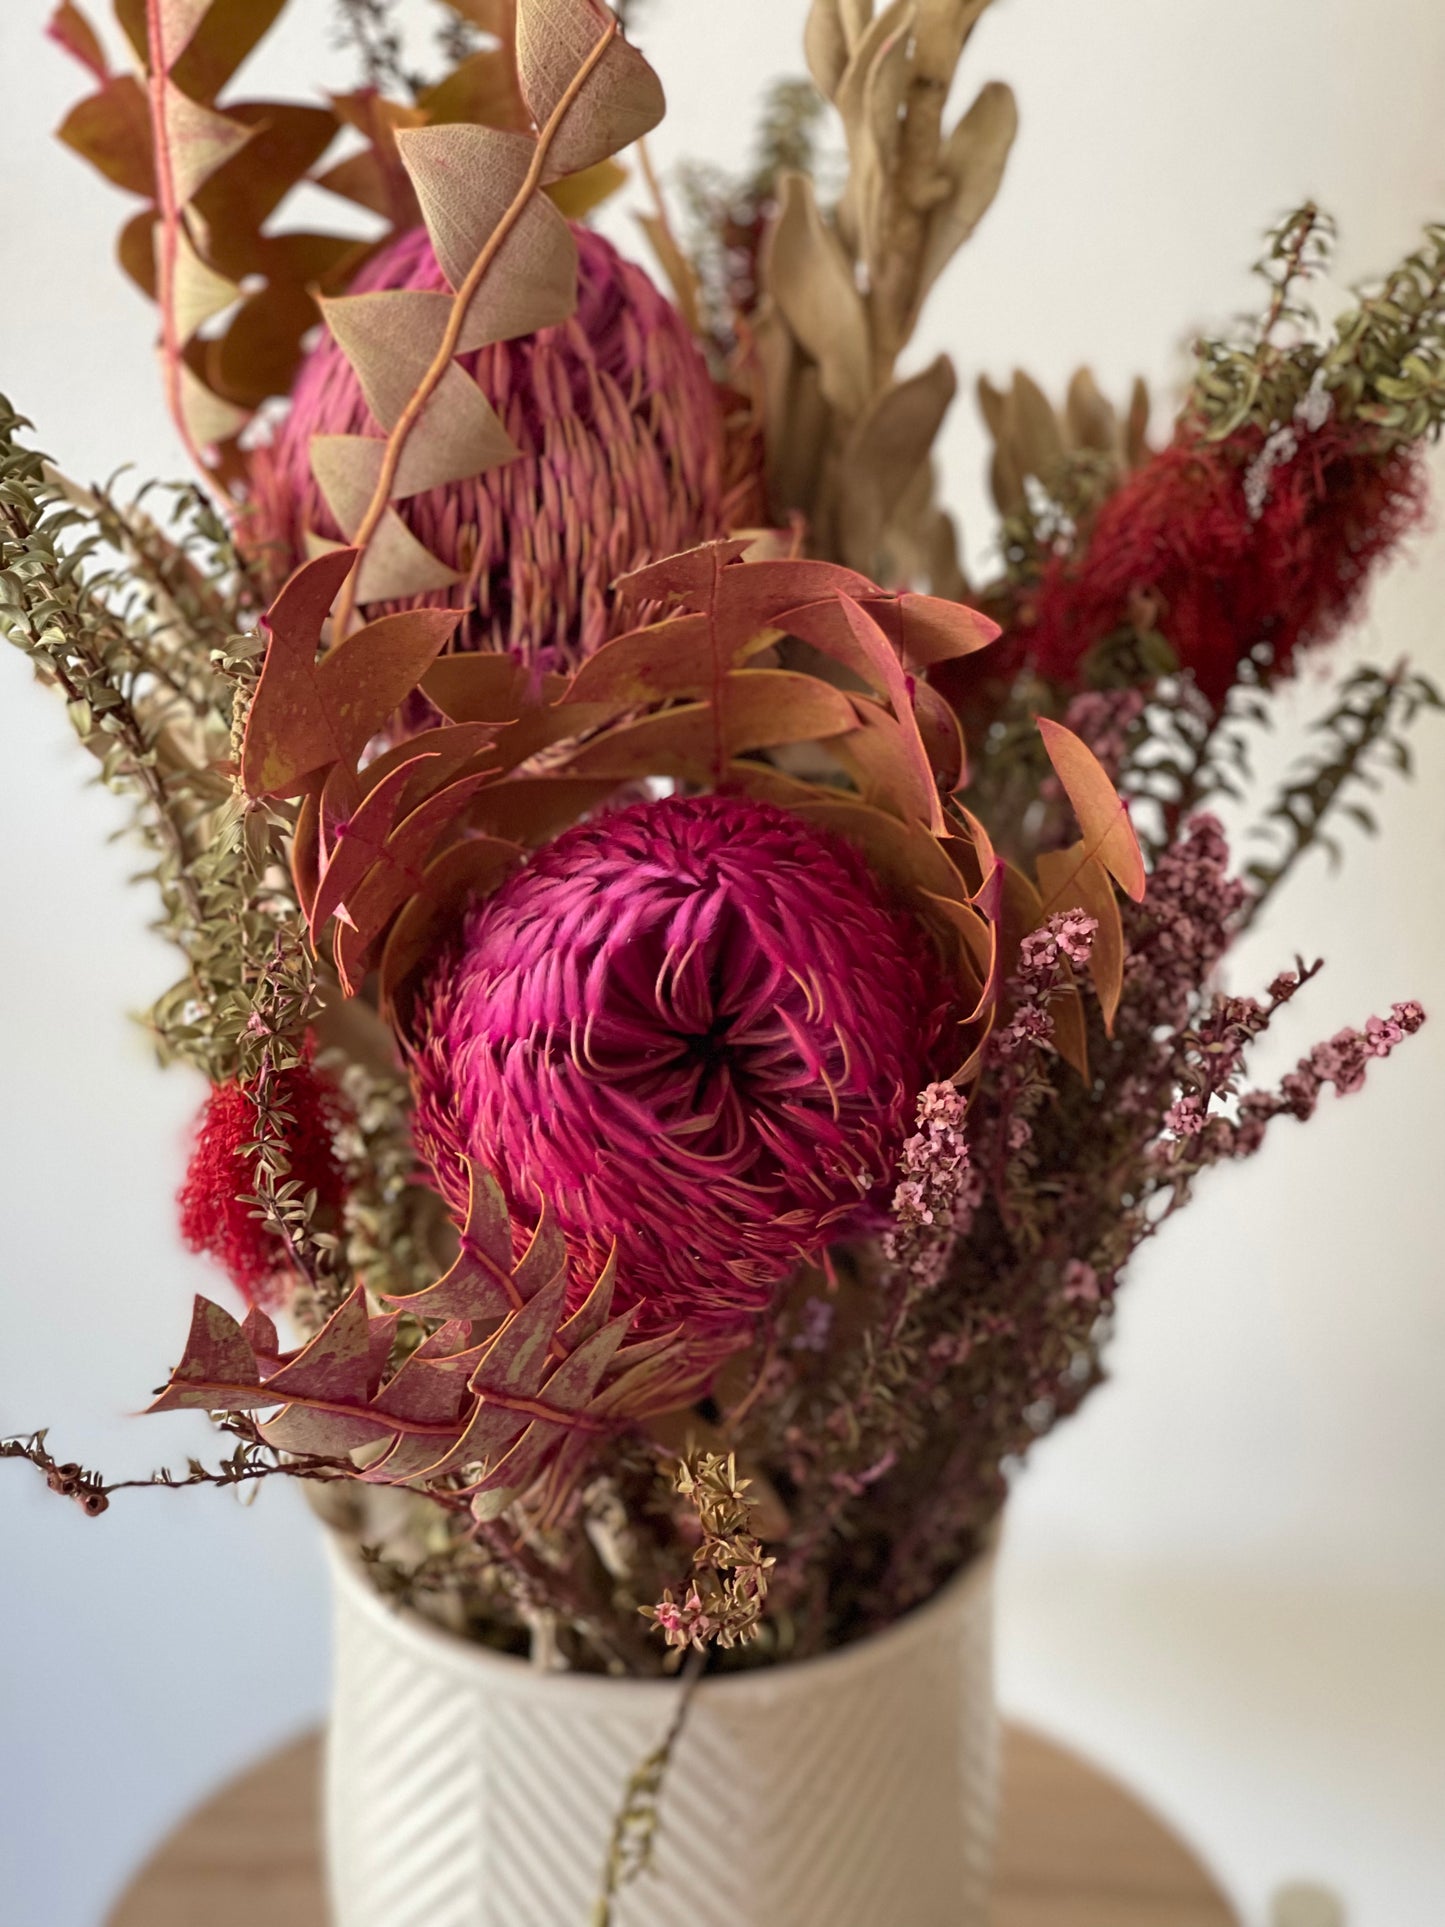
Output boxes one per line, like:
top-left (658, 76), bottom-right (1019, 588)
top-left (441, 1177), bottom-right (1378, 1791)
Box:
top-left (108, 1723), bottom-right (1237, 1927)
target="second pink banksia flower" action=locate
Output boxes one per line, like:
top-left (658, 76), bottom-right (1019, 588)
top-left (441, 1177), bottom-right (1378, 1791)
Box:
top-left (246, 224), bottom-right (744, 669)
top-left (411, 792), bottom-right (959, 1335)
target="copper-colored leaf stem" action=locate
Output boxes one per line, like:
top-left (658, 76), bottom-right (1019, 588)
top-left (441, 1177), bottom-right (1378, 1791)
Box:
top-left (145, 0), bottom-right (212, 486)
top-left (330, 16), bottom-right (621, 641)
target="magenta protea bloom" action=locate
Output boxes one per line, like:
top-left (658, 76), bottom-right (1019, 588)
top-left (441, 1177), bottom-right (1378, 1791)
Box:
top-left (411, 794), bottom-right (957, 1333)
top-left (245, 225), bottom-right (739, 668)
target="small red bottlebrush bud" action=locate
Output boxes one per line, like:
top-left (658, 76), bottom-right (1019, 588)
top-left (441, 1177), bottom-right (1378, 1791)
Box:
top-left (1026, 421), bottom-right (1428, 703)
top-left (177, 1050), bottom-right (349, 1307)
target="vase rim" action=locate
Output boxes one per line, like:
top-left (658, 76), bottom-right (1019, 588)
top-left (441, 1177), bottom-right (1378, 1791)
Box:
top-left (325, 1526), bottom-right (997, 1707)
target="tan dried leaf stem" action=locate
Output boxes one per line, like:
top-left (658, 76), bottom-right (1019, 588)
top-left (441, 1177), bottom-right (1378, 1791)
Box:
top-left (330, 15), bottom-right (621, 641)
top-left (752, 0), bottom-right (1018, 590)
top-left (146, 0), bottom-right (212, 484)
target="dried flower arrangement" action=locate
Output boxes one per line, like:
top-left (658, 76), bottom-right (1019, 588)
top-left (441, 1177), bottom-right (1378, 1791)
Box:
top-left (4, 0), bottom-right (1441, 1891)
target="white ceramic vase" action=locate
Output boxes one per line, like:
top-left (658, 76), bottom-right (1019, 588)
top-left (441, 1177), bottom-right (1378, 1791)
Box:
top-left (325, 1537), bottom-right (998, 1927)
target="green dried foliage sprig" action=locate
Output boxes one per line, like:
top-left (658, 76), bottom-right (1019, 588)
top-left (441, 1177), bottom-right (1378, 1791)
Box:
top-left (0, 406), bottom-right (232, 966)
top-left (1325, 223), bottom-right (1445, 442)
top-left (676, 75), bottom-right (830, 345)
top-left (0, 405), bottom-right (343, 1296)
top-left (332, 0), bottom-right (427, 95)
top-left (1121, 678), bottom-right (1267, 857)
top-left (1192, 206), bottom-right (1445, 446)
top-left (334, 1060), bottom-right (452, 1303)
top-left (1242, 661), bottom-right (1444, 925)
top-left (332, 0), bottom-right (493, 100)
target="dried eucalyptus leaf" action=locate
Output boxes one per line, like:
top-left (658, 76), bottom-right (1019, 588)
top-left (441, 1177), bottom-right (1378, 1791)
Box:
top-left (178, 364), bottom-right (248, 448)
top-left (171, 229), bottom-right (241, 342)
top-left (355, 512), bottom-right (465, 604)
top-left (161, 80), bottom-right (254, 204)
top-left (154, 0), bottom-right (211, 60)
top-left (397, 124), bottom-right (580, 347)
top-left (391, 367), bottom-right (521, 497)
top-left (515, 0), bottom-right (665, 180)
top-left (548, 154), bottom-right (629, 219)
top-left (315, 299), bottom-right (520, 499)
top-left (166, 0), bottom-right (291, 106)
top-left (57, 74), bottom-right (155, 198)
top-left (320, 288), bottom-right (455, 429)
top-left (311, 434), bottom-right (386, 540)
top-left (418, 47), bottom-right (529, 133)
top-left (46, 2), bottom-right (108, 81)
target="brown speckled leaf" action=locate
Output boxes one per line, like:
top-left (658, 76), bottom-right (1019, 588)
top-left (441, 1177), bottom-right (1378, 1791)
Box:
top-left (148, 1167), bottom-right (697, 1497)
top-left (241, 553), bottom-right (460, 797)
top-left (146, 1297), bottom-right (268, 1414)
top-left (557, 671), bottom-right (859, 785)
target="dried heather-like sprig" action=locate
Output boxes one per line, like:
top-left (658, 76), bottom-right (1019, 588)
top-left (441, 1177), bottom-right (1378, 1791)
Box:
top-left (883, 1083), bottom-right (984, 1294)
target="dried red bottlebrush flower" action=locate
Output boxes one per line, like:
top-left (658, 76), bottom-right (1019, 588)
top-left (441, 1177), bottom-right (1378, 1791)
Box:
top-left (1026, 419), bottom-right (1428, 703)
top-left (177, 1057), bottom-right (349, 1306)
top-left (411, 793), bottom-right (957, 1335)
top-left (245, 224), bottom-right (747, 670)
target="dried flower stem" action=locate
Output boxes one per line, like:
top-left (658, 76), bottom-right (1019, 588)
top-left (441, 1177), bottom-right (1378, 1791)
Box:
top-left (0, 1421), bottom-right (368, 1517)
top-left (591, 1648), bottom-right (705, 1926)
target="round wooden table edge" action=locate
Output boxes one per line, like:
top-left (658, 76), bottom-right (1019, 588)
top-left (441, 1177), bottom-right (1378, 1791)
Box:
top-left (107, 1720), bottom-right (1239, 1926)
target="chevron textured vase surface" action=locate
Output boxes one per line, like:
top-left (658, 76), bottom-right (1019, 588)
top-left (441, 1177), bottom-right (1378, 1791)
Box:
top-left (325, 1537), bottom-right (998, 1927)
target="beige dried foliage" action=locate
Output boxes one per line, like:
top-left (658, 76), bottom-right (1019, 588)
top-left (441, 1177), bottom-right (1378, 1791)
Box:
top-left (979, 367), bottom-right (1152, 517)
top-left (756, 0), bottom-right (1019, 592)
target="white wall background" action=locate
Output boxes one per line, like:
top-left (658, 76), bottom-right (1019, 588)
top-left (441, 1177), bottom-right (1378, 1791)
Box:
top-left (1, 3), bottom-right (1442, 1923)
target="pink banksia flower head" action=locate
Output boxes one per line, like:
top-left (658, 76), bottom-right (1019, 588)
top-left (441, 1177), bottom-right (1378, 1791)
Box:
top-left (411, 793), bottom-right (958, 1336)
top-left (245, 224), bottom-right (752, 670)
